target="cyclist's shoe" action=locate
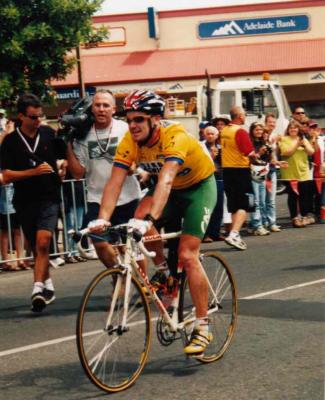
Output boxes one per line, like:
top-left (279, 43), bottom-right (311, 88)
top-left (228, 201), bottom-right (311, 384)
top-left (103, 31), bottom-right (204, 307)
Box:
top-left (184, 328), bottom-right (213, 355)
top-left (150, 271), bottom-right (167, 295)
top-left (31, 292), bottom-right (46, 313)
top-left (43, 289), bottom-right (56, 305)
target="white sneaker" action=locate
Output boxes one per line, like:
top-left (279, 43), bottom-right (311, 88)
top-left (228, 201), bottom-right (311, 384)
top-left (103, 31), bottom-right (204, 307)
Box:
top-left (86, 250), bottom-right (98, 260)
top-left (254, 226), bottom-right (270, 236)
top-left (225, 234), bottom-right (247, 250)
top-left (270, 225), bottom-right (281, 232)
top-left (49, 256), bottom-right (65, 269)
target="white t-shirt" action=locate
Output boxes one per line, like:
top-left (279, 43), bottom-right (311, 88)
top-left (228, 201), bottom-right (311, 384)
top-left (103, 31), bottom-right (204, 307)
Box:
top-left (73, 118), bottom-right (141, 205)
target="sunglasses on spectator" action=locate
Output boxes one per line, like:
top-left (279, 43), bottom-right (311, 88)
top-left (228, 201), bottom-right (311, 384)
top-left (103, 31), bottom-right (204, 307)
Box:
top-left (294, 111), bottom-right (305, 115)
top-left (25, 113), bottom-right (44, 120)
top-left (126, 116), bottom-right (151, 124)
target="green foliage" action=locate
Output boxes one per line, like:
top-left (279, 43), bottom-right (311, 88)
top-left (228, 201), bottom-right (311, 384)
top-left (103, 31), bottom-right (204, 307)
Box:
top-left (0, 0), bottom-right (107, 106)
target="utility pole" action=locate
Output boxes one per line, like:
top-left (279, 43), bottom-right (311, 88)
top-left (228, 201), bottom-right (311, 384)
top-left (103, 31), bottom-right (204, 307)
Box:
top-left (76, 45), bottom-right (86, 98)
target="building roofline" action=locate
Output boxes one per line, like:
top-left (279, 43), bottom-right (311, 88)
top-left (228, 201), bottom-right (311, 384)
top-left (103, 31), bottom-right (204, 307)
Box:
top-left (93, 0), bottom-right (325, 23)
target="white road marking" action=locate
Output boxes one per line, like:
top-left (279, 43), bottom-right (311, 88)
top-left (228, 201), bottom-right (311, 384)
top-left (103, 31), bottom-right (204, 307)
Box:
top-left (241, 278), bottom-right (325, 300)
top-left (0, 278), bottom-right (324, 358)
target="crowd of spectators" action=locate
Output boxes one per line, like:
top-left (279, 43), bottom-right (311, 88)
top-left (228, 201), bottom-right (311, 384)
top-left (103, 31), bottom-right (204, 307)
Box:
top-left (0, 99), bottom-right (324, 273)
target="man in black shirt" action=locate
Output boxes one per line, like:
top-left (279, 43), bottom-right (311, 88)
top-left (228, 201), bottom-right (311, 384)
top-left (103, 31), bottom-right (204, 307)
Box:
top-left (1, 94), bottom-right (66, 312)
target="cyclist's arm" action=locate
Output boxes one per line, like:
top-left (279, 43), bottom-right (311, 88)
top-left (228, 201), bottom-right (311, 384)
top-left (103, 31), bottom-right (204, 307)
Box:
top-left (98, 165), bottom-right (129, 222)
top-left (149, 160), bottom-right (180, 221)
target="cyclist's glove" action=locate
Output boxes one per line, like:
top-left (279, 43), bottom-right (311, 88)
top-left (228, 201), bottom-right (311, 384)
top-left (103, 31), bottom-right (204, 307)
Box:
top-left (128, 218), bottom-right (151, 236)
top-left (88, 219), bottom-right (110, 232)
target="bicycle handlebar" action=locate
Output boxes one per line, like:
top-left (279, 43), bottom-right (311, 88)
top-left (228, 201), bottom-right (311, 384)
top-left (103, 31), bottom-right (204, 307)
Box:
top-left (68, 225), bottom-right (158, 259)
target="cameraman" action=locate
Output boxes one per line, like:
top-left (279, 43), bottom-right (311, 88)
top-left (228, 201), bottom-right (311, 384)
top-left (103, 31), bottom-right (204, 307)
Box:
top-left (66, 90), bottom-right (141, 266)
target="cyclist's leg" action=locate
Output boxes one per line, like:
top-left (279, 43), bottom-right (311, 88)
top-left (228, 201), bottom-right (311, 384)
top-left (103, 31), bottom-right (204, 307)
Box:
top-left (175, 175), bottom-right (217, 354)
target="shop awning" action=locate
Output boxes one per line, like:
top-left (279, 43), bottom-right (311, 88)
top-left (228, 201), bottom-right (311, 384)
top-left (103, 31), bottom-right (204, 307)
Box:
top-left (53, 38), bottom-right (325, 87)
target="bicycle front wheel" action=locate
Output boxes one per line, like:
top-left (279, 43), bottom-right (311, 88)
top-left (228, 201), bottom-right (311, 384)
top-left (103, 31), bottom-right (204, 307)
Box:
top-left (76, 267), bottom-right (151, 393)
top-left (179, 252), bottom-right (237, 363)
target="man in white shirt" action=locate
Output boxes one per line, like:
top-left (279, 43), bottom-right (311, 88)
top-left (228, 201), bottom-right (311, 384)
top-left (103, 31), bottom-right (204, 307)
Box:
top-left (67, 90), bottom-right (141, 266)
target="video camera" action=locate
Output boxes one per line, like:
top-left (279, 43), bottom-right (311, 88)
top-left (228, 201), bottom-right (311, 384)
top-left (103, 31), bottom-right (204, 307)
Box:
top-left (57, 96), bottom-right (94, 142)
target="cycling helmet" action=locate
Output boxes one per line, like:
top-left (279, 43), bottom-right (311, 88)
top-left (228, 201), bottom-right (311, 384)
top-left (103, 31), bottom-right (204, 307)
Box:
top-left (123, 90), bottom-right (165, 116)
top-left (251, 164), bottom-right (269, 182)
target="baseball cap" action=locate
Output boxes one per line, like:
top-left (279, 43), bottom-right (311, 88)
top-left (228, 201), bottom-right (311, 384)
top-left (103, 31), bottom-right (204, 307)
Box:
top-left (199, 121), bottom-right (209, 129)
top-left (308, 120), bottom-right (318, 127)
top-left (0, 108), bottom-right (5, 115)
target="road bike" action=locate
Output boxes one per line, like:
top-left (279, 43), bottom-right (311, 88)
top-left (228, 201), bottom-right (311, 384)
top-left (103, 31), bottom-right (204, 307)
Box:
top-left (73, 224), bottom-right (238, 394)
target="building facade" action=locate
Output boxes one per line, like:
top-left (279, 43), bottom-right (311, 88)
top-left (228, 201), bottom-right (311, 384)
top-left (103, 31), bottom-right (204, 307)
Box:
top-left (52, 0), bottom-right (325, 126)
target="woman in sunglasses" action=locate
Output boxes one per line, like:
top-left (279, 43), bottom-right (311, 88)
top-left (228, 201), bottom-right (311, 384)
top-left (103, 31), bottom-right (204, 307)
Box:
top-left (91, 89), bottom-right (217, 356)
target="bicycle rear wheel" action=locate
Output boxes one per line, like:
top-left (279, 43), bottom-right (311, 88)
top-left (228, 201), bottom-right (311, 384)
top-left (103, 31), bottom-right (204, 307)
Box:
top-left (76, 267), bottom-right (151, 393)
top-left (179, 252), bottom-right (237, 363)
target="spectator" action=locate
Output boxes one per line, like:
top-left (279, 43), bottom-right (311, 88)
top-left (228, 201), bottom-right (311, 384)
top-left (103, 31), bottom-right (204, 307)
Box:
top-left (0, 108), bottom-right (7, 134)
top-left (211, 115), bottom-right (230, 133)
top-left (307, 120), bottom-right (324, 220)
top-left (291, 106), bottom-right (306, 123)
top-left (0, 93), bottom-right (67, 312)
top-left (220, 106), bottom-right (257, 250)
top-left (264, 113), bottom-right (283, 231)
top-left (62, 173), bottom-right (86, 263)
top-left (278, 120), bottom-right (315, 227)
top-left (202, 125), bottom-right (224, 242)
top-left (0, 183), bottom-right (27, 271)
top-left (66, 90), bottom-right (141, 267)
top-left (248, 122), bottom-right (271, 236)
top-left (198, 120), bottom-right (210, 141)
top-left (211, 115), bottom-right (232, 235)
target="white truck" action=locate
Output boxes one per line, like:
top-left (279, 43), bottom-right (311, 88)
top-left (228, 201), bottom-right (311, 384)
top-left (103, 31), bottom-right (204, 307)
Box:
top-left (162, 78), bottom-right (292, 138)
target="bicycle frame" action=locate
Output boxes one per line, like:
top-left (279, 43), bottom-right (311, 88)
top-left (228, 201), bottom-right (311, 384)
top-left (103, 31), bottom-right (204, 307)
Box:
top-left (75, 225), bottom-right (194, 334)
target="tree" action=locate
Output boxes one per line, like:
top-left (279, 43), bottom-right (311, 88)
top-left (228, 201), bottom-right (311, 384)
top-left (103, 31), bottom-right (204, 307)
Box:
top-left (0, 0), bottom-right (107, 106)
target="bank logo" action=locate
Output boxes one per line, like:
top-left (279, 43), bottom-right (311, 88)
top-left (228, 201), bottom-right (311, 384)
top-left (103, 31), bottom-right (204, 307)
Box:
top-left (198, 14), bottom-right (309, 39)
top-left (212, 21), bottom-right (244, 36)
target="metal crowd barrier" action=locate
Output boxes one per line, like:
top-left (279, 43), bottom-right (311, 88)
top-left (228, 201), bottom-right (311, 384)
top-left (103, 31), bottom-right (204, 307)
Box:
top-left (0, 179), bottom-right (90, 267)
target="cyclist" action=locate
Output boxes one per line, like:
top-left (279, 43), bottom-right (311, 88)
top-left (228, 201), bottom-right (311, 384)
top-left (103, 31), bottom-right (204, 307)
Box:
top-left (90, 90), bottom-right (216, 355)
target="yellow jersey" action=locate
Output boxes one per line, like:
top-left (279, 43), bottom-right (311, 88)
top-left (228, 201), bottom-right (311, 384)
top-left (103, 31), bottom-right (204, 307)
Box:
top-left (114, 121), bottom-right (215, 190)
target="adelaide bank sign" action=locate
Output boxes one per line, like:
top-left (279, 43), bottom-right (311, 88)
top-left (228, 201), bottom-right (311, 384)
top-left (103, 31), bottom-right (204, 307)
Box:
top-left (198, 14), bottom-right (309, 39)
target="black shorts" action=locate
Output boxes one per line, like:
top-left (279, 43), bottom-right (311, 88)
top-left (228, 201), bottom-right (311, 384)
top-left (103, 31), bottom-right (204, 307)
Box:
top-left (15, 201), bottom-right (60, 247)
top-left (0, 213), bottom-right (21, 230)
top-left (84, 199), bottom-right (139, 244)
top-left (223, 168), bottom-right (254, 213)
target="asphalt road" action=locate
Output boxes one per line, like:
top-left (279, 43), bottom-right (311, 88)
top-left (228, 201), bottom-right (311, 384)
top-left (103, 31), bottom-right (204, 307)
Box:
top-left (0, 196), bottom-right (324, 400)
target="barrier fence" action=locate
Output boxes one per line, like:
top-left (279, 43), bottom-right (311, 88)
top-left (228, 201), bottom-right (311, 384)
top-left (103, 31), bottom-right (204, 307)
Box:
top-left (0, 179), bottom-right (90, 267)
top-left (0, 176), bottom-right (324, 267)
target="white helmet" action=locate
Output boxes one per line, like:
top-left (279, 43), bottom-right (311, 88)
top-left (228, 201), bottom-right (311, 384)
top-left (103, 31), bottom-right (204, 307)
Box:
top-left (251, 164), bottom-right (269, 182)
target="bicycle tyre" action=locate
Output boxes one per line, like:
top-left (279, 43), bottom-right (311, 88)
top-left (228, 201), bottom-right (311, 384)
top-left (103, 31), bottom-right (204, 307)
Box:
top-left (76, 267), bottom-right (151, 393)
top-left (179, 252), bottom-right (237, 363)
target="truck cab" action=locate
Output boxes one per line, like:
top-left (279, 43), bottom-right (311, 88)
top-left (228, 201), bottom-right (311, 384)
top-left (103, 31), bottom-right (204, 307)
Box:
top-left (214, 79), bottom-right (291, 135)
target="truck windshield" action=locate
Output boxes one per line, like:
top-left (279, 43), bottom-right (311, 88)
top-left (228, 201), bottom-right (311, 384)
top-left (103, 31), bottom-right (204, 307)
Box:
top-left (220, 91), bottom-right (235, 115)
top-left (242, 89), bottom-right (278, 117)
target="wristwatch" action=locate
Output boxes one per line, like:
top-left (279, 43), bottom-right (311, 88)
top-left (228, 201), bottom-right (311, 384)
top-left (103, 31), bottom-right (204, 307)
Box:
top-left (144, 213), bottom-right (156, 224)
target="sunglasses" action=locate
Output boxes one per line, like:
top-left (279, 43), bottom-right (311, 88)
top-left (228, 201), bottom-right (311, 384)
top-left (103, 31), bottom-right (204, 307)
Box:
top-left (126, 116), bottom-right (150, 124)
top-left (294, 111), bottom-right (305, 115)
top-left (25, 114), bottom-right (44, 120)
